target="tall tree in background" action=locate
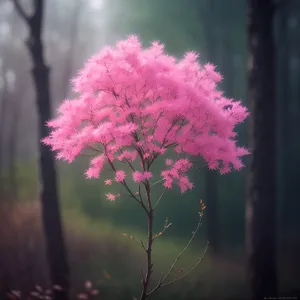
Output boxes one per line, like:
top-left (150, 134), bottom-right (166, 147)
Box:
top-left (10, 1), bottom-right (70, 299)
top-left (7, 69), bottom-right (25, 201)
top-left (276, 0), bottom-right (291, 237)
top-left (246, 0), bottom-right (277, 299)
top-left (0, 63), bottom-right (8, 197)
top-left (60, 0), bottom-right (83, 100)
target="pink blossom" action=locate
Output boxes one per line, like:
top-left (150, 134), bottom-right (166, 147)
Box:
top-left (43, 35), bottom-right (249, 193)
top-left (143, 153), bottom-right (150, 159)
top-left (132, 171), bottom-right (152, 183)
top-left (84, 154), bottom-right (106, 179)
top-left (117, 150), bottom-right (137, 162)
top-left (104, 179), bottom-right (113, 185)
top-left (165, 159), bottom-right (173, 166)
top-left (115, 170), bottom-right (126, 182)
top-left (163, 178), bottom-right (173, 189)
top-left (105, 193), bottom-right (116, 201)
top-left (132, 171), bottom-right (144, 183)
top-left (143, 171), bottom-right (152, 180)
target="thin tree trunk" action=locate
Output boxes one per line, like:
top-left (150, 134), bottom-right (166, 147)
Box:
top-left (204, 170), bottom-right (219, 254)
top-left (11, 1), bottom-right (70, 299)
top-left (246, 0), bottom-right (278, 299)
top-left (204, 0), bottom-right (220, 256)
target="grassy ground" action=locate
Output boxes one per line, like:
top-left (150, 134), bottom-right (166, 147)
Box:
top-left (1, 161), bottom-right (299, 299)
top-left (0, 201), bottom-right (250, 300)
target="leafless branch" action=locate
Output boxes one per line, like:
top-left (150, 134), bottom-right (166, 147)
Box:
top-left (161, 241), bottom-right (209, 286)
top-left (10, 0), bottom-right (30, 22)
top-left (146, 212), bottom-right (205, 297)
top-left (153, 187), bottom-right (168, 210)
top-left (122, 233), bottom-right (147, 251)
top-left (152, 217), bottom-right (172, 241)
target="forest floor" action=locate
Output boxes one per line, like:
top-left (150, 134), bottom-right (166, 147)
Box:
top-left (0, 201), bottom-right (299, 300)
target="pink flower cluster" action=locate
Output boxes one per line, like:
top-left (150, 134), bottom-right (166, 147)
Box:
top-left (43, 35), bottom-right (249, 196)
top-left (161, 158), bottom-right (194, 193)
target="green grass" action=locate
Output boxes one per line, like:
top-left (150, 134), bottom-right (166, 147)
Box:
top-left (62, 207), bottom-right (247, 300)
top-left (63, 206), bottom-right (208, 279)
top-left (1, 159), bottom-right (249, 299)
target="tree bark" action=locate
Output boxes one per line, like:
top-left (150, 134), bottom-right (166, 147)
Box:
top-left (276, 0), bottom-right (290, 236)
top-left (7, 93), bottom-right (19, 201)
top-left (246, 0), bottom-right (278, 299)
top-left (204, 170), bottom-right (219, 254)
top-left (0, 65), bottom-right (8, 197)
top-left (11, 1), bottom-right (70, 299)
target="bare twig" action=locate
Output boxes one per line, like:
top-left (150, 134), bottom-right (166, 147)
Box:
top-left (150, 179), bottom-right (164, 190)
top-left (160, 214), bottom-right (202, 279)
top-left (138, 184), bottom-right (145, 206)
top-left (146, 212), bottom-right (205, 297)
top-left (161, 241), bottom-right (209, 286)
top-left (124, 157), bottom-right (136, 171)
top-left (10, 0), bottom-right (30, 21)
top-left (153, 187), bottom-right (168, 210)
top-left (153, 217), bottom-right (172, 241)
top-left (122, 233), bottom-right (147, 251)
top-left (105, 153), bottom-right (148, 212)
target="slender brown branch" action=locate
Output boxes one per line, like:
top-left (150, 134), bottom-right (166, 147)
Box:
top-left (139, 182), bottom-right (154, 300)
top-left (153, 187), bottom-right (168, 210)
top-left (122, 233), bottom-right (147, 251)
top-left (153, 217), bottom-right (172, 241)
top-left (138, 184), bottom-right (145, 206)
top-left (124, 157), bottom-right (136, 171)
top-left (10, 0), bottom-right (30, 21)
top-left (150, 179), bottom-right (164, 190)
top-left (105, 153), bottom-right (148, 212)
top-left (161, 241), bottom-right (209, 287)
top-left (162, 216), bottom-right (202, 279)
top-left (146, 213), bottom-right (204, 297)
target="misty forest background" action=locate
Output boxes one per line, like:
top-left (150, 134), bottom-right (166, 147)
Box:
top-left (0, 0), bottom-right (299, 299)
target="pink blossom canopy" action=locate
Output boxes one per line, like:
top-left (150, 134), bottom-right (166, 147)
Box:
top-left (43, 35), bottom-right (249, 190)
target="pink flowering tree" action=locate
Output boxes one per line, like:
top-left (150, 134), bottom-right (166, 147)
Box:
top-left (43, 35), bottom-right (249, 300)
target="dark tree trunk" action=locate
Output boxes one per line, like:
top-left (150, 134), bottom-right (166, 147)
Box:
top-left (276, 0), bottom-right (291, 236)
top-left (246, 0), bottom-right (278, 299)
top-left (11, 1), bottom-right (70, 299)
top-left (0, 66), bottom-right (8, 197)
top-left (7, 94), bottom-right (19, 201)
top-left (28, 22), bottom-right (70, 300)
